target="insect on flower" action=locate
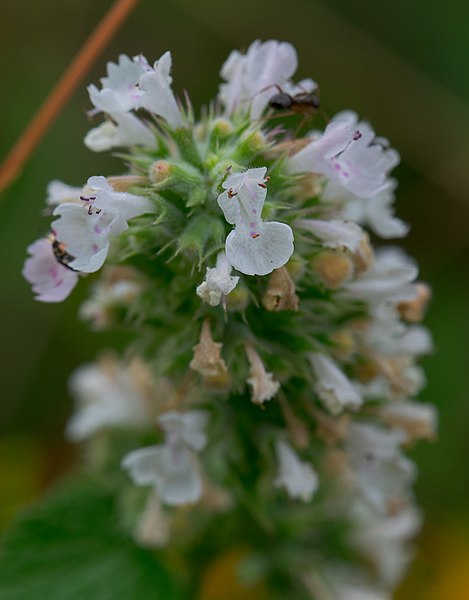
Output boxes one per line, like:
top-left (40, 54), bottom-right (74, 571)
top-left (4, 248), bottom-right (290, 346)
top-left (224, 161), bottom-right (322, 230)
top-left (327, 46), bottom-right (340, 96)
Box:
top-left (48, 233), bottom-right (77, 270)
top-left (269, 86), bottom-right (320, 116)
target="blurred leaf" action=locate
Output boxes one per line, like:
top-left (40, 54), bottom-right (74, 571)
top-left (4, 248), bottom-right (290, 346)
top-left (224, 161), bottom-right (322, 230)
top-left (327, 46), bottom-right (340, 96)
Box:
top-left (0, 475), bottom-right (178, 600)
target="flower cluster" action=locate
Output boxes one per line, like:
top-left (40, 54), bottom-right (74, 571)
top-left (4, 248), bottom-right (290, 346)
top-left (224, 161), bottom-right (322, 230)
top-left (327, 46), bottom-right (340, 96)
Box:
top-left (23, 40), bottom-right (435, 598)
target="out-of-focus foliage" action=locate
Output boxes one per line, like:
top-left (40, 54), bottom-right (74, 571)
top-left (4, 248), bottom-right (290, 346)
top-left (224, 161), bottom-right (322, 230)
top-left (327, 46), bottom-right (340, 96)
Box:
top-left (0, 475), bottom-right (178, 600)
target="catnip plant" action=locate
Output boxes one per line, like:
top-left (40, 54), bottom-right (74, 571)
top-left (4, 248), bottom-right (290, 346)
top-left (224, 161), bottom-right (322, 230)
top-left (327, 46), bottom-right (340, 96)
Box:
top-left (21, 40), bottom-right (436, 599)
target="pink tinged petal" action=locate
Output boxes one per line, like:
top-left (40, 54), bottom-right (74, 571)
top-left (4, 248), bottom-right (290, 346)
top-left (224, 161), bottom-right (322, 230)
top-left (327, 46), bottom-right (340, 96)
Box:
top-left (225, 221), bottom-right (294, 276)
top-left (287, 120), bottom-right (353, 175)
top-left (219, 168), bottom-right (293, 276)
top-left (288, 111), bottom-right (399, 199)
top-left (219, 167), bottom-right (268, 228)
top-left (22, 238), bottom-right (78, 303)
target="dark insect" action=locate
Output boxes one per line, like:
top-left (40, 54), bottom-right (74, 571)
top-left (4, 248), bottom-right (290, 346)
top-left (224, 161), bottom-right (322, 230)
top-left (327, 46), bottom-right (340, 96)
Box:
top-left (50, 236), bottom-right (77, 271)
top-left (269, 88), bottom-right (321, 117)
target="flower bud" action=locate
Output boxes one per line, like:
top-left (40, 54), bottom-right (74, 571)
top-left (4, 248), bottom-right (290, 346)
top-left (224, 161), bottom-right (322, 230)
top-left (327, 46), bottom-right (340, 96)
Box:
top-left (210, 117), bottom-right (234, 140)
top-left (376, 401), bottom-right (437, 443)
top-left (134, 493), bottom-right (170, 549)
top-left (245, 343), bottom-right (280, 405)
top-left (149, 160), bottom-right (172, 184)
top-left (352, 235), bottom-right (374, 274)
top-left (307, 405), bottom-right (350, 447)
top-left (397, 283), bottom-right (431, 323)
top-left (352, 359), bottom-right (380, 383)
top-left (262, 267), bottom-right (299, 312)
top-left (149, 160), bottom-right (202, 200)
top-left (107, 175), bottom-right (146, 192)
top-left (230, 129), bottom-right (267, 163)
top-left (312, 251), bottom-right (354, 289)
top-left (190, 319), bottom-right (229, 390)
top-left (330, 329), bottom-right (356, 360)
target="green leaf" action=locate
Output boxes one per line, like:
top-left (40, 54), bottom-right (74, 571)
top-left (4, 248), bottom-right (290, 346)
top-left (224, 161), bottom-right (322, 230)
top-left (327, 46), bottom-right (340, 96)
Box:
top-left (0, 476), bottom-right (179, 600)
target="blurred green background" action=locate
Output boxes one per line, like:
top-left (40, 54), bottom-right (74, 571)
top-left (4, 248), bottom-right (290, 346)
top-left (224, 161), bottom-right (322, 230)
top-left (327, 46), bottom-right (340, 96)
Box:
top-left (0, 0), bottom-right (468, 597)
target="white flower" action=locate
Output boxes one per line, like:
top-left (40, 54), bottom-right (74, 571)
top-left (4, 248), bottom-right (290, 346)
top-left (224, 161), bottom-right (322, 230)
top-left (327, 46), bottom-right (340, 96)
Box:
top-left (138, 52), bottom-right (183, 129)
top-left (219, 40), bottom-right (308, 120)
top-left (324, 180), bottom-right (409, 239)
top-left (342, 248), bottom-right (418, 305)
top-left (122, 410), bottom-right (209, 506)
top-left (88, 54), bottom-right (147, 114)
top-left (365, 305), bottom-right (433, 358)
top-left (275, 439), bottom-right (318, 501)
top-left (349, 502), bottom-right (421, 586)
top-left (45, 180), bottom-right (82, 206)
top-left (287, 111), bottom-right (399, 199)
top-left (377, 401), bottom-right (437, 443)
top-left (84, 113), bottom-right (155, 152)
top-left (158, 410), bottom-right (209, 452)
top-left (295, 218), bottom-right (364, 252)
top-left (79, 268), bottom-right (143, 329)
top-left (22, 238), bottom-right (79, 303)
top-left (310, 353), bottom-right (362, 414)
top-left (217, 167), bottom-right (294, 276)
top-left (196, 252), bottom-right (239, 306)
top-left (66, 357), bottom-right (165, 441)
top-left (88, 52), bottom-right (182, 129)
top-left (355, 361), bottom-right (427, 403)
top-left (52, 204), bottom-right (127, 273)
top-left (52, 176), bottom-right (154, 273)
top-left (345, 422), bottom-right (416, 513)
top-left (245, 344), bottom-right (280, 404)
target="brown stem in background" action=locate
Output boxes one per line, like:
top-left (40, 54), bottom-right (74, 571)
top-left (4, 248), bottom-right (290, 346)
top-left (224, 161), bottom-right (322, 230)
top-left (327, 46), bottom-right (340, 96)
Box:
top-left (0, 0), bottom-right (140, 194)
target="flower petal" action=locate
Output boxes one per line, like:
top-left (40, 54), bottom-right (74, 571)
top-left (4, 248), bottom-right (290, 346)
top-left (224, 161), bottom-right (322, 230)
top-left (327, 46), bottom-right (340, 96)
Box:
top-left (225, 221), bottom-right (294, 276)
top-left (22, 238), bottom-right (79, 302)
